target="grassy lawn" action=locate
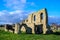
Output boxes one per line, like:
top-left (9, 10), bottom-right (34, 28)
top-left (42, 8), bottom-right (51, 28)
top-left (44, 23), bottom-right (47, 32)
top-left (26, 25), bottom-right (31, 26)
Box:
top-left (0, 30), bottom-right (60, 40)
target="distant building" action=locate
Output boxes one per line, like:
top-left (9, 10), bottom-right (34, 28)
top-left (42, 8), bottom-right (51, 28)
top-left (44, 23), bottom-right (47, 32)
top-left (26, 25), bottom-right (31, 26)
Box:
top-left (57, 25), bottom-right (60, 31)
top-left (50, 23), bottom-right (60, 32)
top-left (50, 23), bottom-right (57, 32)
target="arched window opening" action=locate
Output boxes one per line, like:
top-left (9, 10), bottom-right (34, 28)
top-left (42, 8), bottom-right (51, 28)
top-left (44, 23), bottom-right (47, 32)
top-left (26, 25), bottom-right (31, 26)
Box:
top-left (26, 20), bottom-right (28, 22)
top-left (40, 13), bottom-right (43, 20)
top-left (34, 15), bottom-right (36, 21)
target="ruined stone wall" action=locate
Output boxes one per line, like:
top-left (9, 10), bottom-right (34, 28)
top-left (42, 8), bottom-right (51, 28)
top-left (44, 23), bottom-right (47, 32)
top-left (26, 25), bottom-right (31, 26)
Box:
top-left (11, 8), bottom-right (48, 34)
top-left (23, 8), bottom-right (48, 34)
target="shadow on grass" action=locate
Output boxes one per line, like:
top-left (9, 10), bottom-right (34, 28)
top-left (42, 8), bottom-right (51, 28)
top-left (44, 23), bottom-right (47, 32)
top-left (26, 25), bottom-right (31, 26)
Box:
top-left (44, 32), bottom-right (60, 35)
top-left (44, 30), bottom-right (60, 35)
top-left (53, 32), bottom-right (60, 35)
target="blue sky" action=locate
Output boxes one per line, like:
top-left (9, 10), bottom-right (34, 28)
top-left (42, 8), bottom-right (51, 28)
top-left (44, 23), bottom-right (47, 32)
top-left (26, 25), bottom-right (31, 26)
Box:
top-left (0, 0), bottom-right (60, 24)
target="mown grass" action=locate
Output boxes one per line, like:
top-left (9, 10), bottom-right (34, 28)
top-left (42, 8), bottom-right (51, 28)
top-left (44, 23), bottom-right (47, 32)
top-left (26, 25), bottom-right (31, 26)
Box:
top-left (0, 30), bottom-right (60, 40)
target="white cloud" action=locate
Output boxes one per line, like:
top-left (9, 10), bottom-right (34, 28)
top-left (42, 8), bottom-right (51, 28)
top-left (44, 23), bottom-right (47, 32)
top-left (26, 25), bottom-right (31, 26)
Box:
top-left (3, 0), bottom-right (27, 10)
top-left (0, 0), bottom-right (36, 24)
top-left (3, 0), bottom-right (37, 10)
top-left (49, 16), bottom-right (60, 19)
top-left (0, 10), bottom-right (9, 16)
top-left (20, 18), bottom-right (23, 20)
top-left (21, 0), bottom-right (26, 3)
top-left (49, 16), bottom-right (56, 18)
top-left (31, 2), bottom-right (35, 6)
top-left (0, 10), bottom-right (34, 24)
top-left (0, 12), bottom-right (4, 16)
top-left (9, 10), bottom-right (23, 15)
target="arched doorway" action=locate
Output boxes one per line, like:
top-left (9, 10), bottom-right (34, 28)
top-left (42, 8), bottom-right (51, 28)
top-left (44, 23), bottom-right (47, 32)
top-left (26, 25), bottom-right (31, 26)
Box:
top-left (35, 24), bottom-right (43, 34)
top-left (20, 26), bottom-right (26, 33)
top-left (20, 24), bottom-right (32, 34)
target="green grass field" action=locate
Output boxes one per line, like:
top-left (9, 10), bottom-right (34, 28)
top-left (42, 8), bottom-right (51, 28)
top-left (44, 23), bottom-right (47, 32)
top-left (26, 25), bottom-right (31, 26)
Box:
top-left (0, 30), bottom-right (60, 40)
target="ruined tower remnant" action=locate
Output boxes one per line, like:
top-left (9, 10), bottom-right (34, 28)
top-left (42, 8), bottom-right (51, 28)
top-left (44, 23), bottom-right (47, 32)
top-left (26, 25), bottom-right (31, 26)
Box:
top-left (15, 23), bottom-right (20, 34)
top-left (14, 8), bottom-right (48, 34)
top-left (5, 24), bottom-right (7, 31)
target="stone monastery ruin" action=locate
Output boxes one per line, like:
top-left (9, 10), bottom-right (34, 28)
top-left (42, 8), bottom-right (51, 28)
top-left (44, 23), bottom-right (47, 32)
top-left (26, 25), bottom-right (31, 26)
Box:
top-left (4, 8), bottom-right (49, 34)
